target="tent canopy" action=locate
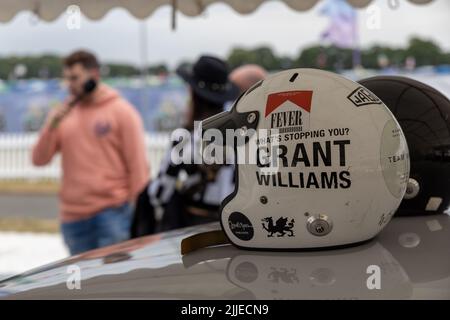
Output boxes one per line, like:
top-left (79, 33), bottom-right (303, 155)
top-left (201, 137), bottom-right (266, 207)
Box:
top-left (0, 0), bottom-right (434, 23)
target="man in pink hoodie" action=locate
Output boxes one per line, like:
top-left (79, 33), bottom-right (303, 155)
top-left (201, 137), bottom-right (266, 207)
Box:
top-left (32, 50), bottom-right (149, 255)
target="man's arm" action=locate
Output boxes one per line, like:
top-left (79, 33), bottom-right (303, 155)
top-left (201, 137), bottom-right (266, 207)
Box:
top-left (119, 104), bottom-right (150, 202)
top-left (31, 107), bottom-right (64, 166)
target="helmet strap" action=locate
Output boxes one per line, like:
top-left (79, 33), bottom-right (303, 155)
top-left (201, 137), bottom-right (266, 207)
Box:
top-left (181, 230), bottom-right (229, 255)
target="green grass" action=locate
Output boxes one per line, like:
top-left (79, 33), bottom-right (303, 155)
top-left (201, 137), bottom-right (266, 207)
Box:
top-left (0, 180), bottom-right (60, 233)
top-left (0, 179), bottom-right (59, 194)
top-left (0, 217), bottom-right (59, 233)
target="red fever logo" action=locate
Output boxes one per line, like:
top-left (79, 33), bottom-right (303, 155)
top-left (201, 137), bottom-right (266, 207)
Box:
top-left (265, 90), bottom-right (313, 117)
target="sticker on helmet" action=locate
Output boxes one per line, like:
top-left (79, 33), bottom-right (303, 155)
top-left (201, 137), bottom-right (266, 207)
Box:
top-left (266, 90), bottom-right (313, 135)
top-left (378, 211), bottom-right (394, 227)
top-left (261, 217), bottom-right (295, 237)
top-left (228, 212), bottom-right (254, 241)
top-left (255, 140), bottom-right (352, 189)
top-left (265, 91), bottom-right (313, 116)
top-left (380, 119), bottom-right (409, 199)
top-left (347, 86), bottom-right (382, 107)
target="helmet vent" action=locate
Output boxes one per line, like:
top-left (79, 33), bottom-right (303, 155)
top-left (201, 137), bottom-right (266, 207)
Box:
top-left (289, 72), bottom-right (299, 82)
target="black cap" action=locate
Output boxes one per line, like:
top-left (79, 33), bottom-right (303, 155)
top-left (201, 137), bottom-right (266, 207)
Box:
top-left (176, 55), bottom-right (239, 105)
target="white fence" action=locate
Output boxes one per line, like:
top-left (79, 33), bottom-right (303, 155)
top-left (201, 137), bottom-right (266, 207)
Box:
top-left (0, 132), bottom-right (170, 181)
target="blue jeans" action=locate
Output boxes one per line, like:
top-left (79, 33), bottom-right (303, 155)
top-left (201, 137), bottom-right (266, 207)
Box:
top-left (61, 203), bottom-right (132, 255)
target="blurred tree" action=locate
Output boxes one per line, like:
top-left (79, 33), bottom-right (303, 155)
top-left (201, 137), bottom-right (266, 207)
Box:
top-left (228, 46), bottom-right (281, 70)
top-left (361, 46), bottom-right (407, 69)
top-left (105, 64), bottom-right (139, 77)
top-left (295, 45), bottom-right (353, 70)
top-left (278, 56), bottom-right (296, 70)
top-left (147, 64), bottom-right (168, 75)
top-left (1, 37), bottom-right (450, 80)
top-left (296, 45), bottom-right (324, 68)
top-left (228, 37), bottom-right (450, 72)
top-left (405, 37), bottom-right (442, 66)
top-left (0, 55), bottom-right (167, 79)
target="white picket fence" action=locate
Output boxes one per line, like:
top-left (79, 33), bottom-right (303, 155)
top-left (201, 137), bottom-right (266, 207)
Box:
top-left (0, 132), bottom-right (170, 181)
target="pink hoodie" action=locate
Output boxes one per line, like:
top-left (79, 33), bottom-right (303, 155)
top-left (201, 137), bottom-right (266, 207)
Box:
top-left (32, 84), bottom-right (149, 222)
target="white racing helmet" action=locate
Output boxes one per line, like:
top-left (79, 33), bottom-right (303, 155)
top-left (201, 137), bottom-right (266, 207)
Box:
top-left (182, 68), bottom-right (409, 253)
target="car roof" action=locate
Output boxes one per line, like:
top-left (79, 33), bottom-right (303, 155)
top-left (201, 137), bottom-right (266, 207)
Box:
top-left (1, 214), bottom-right (449, 299)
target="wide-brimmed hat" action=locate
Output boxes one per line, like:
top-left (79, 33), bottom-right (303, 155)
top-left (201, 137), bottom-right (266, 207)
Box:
top-left (176, 55), bottom-right (239, 105)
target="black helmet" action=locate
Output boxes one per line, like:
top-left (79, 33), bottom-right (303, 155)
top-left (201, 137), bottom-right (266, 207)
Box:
top-left (359, 76), bottom-right (450, 216)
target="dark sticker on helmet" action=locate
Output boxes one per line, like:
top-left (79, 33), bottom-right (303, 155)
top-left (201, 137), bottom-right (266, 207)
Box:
top-left (347, 86), bottom-right (382, 107)
top-left (228, 212), bottom-right (254, 241)
top-left (261, 217), bottom-right (295, 237)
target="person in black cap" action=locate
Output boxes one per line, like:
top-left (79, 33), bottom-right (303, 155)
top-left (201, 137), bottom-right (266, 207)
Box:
top-left (177, 55), bottom-right (239, 130)
top-left (131, 55), bottom-right (239, 236)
